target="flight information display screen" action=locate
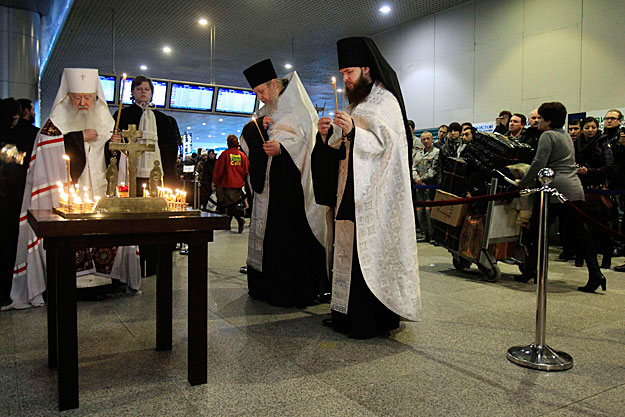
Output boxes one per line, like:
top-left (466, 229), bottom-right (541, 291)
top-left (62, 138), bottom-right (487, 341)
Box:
top-left (215, 87), bottom-right (257, 115)
top-left (120, 78), bottom-right (167, 107)
top-left (169, 83), bottom-right (214, 111)
top-left (99, 75), bottom-right (116, 103)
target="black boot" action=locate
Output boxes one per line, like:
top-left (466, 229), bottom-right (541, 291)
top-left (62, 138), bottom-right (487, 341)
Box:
top-left (575, 254), bottom-right (584, 268)
top-left (601, 253), bottom-right (611, 270)
top-left (236, 216), bottom-right (245, 233)
top-left (578, 257), bottom-right (607, 293)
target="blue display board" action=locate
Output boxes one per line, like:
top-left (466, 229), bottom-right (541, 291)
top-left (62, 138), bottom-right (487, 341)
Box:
top-left (169, 83), bottom-right (214, 111)
top-left (215, 87), bottom-right (256, 115)
top-left (99, 75), bottom-right (116, 103)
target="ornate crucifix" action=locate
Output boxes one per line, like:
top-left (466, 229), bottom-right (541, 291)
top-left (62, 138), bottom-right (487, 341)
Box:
top-left (108, 124), bottom-right (155, 198)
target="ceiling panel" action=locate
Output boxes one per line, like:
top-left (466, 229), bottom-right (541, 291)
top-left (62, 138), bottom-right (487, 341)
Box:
top-left (41, 0), bottom-right (469, 149)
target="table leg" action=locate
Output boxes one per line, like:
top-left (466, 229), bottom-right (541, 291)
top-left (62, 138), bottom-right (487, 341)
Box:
top-left (56, 245), bottom-right (78, 411)
top-left (188, 242), bottom-right (207, 385)
top-left (156, 244), bottom-right (172, 351)
top-left (46, 246), bottom-right (57, 369)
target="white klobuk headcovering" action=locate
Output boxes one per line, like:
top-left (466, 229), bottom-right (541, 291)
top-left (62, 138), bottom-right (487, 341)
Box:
top-left (48, 68), bottom-right (113, 137)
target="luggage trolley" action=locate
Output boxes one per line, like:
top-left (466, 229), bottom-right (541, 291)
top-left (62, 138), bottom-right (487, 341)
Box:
top-left (443, 175), bottom-right (527, 282)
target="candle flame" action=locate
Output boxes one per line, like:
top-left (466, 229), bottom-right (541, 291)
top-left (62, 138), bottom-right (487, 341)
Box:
top-left (122, 73), bottom-right (127, 79)
top-left (56, 181), bottom-right (63, 188)
top-left (63, 154), bottom-right (70, 161)
top-left (332, 76), bottom-right (336, 83)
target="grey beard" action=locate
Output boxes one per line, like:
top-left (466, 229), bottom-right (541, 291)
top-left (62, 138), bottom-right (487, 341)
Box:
top-left (66, 107), bottom-right (99, 132)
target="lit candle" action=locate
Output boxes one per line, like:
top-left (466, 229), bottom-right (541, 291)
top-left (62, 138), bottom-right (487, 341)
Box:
top-left (142, 183), bottom-right (147, 197)
top-left (332, 77), bottom-right (338, 112)
top-left (251, 116), bottom-right (266, 143)
top-left (62, 154), bottom-right (71, 197)
top-left (114, 73), bottom-right (127, 134)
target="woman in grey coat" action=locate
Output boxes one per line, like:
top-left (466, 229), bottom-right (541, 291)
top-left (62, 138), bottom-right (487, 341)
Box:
top-left (517, 102), bottom-right (605, 293)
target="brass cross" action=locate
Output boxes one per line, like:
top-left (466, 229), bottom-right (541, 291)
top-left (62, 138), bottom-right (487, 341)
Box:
top-left (108, 124), bottom-right (155, 197)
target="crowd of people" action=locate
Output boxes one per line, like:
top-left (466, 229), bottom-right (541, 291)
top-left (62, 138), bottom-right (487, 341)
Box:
top-left (2, 35), bottom-right (623, 338)
top-left (410, 105), bottom-right (625, 292)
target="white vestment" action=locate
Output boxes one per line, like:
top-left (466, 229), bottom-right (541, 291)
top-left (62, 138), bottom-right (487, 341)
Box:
top-left (4, 69), bottom-right (141, 310)
top-left (136, 106), bottom-right (161, 178)
top-left (328, 81), bottom-right (421, 321)
top-left (241, 72), bottom-right (329, 271)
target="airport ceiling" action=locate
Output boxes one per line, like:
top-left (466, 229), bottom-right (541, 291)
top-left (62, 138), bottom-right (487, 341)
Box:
top-left (36, 0), bottom-right (468, 149)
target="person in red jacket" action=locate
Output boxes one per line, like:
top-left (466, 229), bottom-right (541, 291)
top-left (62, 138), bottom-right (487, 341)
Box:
top-left (213, 134), bottom-right (249, 233)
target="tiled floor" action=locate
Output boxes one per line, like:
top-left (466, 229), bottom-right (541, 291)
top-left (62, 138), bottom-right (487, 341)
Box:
top-left (2, 220), bottom-right (625, 416)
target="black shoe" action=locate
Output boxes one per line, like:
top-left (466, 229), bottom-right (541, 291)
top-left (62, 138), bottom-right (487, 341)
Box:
top-left (236, 217), bottom-right (245, 234)
top-left (558, 252), bottom-right (576, 261)
top-left (318, 292), bottom-right (331, 303)
top-left (614, 264), bottom-right (625, 272)
top-left (239, 265), bottom-right (247, 274)
top-left (575, 257), bottom-right (584, 268)
top-left (577, 272), bottom-right (607, 293)
top-left (322, 318), bottom-right (349, 334)
top-left (601, 258), bottom-right (611, 270)
top-left (514, 274), bottom-right (536, 284)
top-left (431, 241), bottom-right (440, 247)
top-left (417, 237), bottom-right (430, 243)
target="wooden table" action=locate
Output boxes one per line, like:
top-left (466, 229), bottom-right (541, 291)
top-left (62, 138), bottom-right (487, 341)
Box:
top-left (27, 209), bottom-right (230, 411)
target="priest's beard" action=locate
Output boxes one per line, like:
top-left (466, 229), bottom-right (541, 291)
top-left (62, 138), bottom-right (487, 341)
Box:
top-left (346, 75), bottom-right (374, 106)
top-left (66, 105), bottom-right (101, 132)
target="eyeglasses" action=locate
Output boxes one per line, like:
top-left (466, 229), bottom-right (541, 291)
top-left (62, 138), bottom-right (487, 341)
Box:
top-left (605, 117), bottom-right (621, 121)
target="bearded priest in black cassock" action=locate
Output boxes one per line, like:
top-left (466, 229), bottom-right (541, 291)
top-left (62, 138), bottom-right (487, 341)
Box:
top-left (112, 75), bottom-right (180, 275)
top-left (312, 37), bottom-right (421, 338)
top-left (240, 59), bottom-right (329, 308)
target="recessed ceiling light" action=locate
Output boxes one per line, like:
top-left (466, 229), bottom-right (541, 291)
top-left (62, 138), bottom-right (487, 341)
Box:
top-left (218, 118), bottom-right (223, 122)
top-left (186, 126), bottom-right (191, 130)
top-left (202, 122), bottom-right (206, 125)
top-left (198, 18), bottom-right (208, 26)
top-left (140, 65), bottom-right (148, 71)
top-left (337, 88), bottom-right (343, 93)
top-left (284, 63), bottom-right (292, 69)
top-left (162, 46), bottom-right (172, 53)
top-left (379, 5), bottom-right (391, 14)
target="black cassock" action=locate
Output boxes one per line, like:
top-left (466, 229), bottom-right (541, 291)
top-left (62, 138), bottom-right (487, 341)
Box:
top-left (242, 120), bottom-right (327, 308)
top-left (112, 104), bottom-right (179, 187)
top-left (311, 127), bottom-right (399, 338)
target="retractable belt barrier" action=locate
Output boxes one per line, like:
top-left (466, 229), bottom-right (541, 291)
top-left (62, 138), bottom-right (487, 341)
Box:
top-left (413, 187), bottom-right (625, 243)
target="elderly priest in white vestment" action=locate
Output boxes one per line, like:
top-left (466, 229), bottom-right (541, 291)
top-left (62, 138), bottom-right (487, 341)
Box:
top-left (240, 59), bottom-right (329, 308)
top-left (313, 37), bottom-right (421, 338)
top-left (3, 68), bottom-right (140, 311)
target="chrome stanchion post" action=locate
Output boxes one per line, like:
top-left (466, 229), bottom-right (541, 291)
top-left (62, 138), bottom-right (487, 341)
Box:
top-left (193, 171), bottom-right (200, 210)
top-left (507, 168), bottom-right (573, 371)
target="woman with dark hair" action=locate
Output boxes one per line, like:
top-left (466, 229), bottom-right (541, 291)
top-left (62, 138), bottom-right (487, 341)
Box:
top-left (575, 116), bottom-right (614, 269)
top-left (517, 102), bottom-right (605, 293)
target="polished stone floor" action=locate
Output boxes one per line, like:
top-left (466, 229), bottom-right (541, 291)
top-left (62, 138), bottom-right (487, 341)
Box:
top-left (1, 220), bottom-right (625, 416)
